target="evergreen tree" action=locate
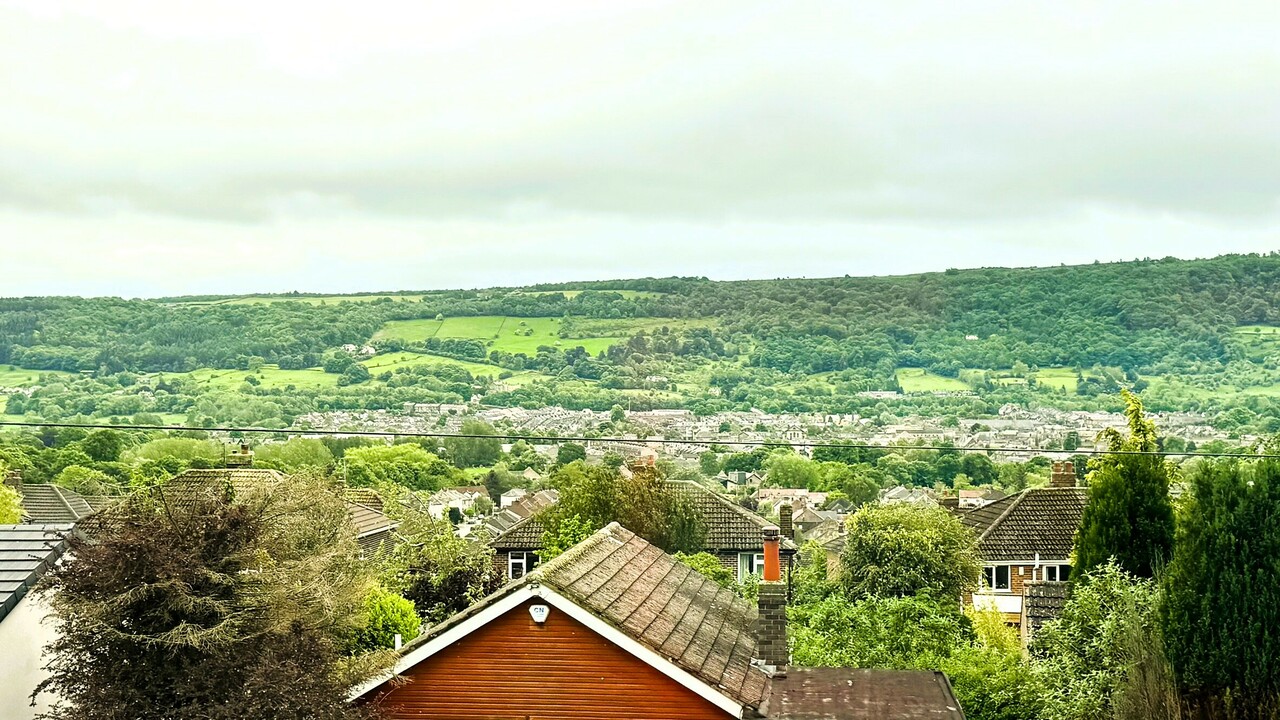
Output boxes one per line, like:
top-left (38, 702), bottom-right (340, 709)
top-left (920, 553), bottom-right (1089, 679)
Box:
top-left (1074, 390), bottom-right (1174, 578)
top-left (1160, 456), bottom-right (1280, 712)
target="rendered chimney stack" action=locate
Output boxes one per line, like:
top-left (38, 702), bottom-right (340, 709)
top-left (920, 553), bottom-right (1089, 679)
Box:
top-left (1050, 461), bottom-right (1076, 488)
top-left (756, 526), bottom-right (788, 671)
top-left (778, 502), bottom-right (794, 541)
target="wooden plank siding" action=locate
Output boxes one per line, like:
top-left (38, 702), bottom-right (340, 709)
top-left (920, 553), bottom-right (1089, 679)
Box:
top-left (365, 598), bottom-right (734, 720)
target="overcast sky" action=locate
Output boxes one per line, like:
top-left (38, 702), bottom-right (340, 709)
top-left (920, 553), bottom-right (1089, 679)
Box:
top-left (2, 1), bottom-right (1277, 298)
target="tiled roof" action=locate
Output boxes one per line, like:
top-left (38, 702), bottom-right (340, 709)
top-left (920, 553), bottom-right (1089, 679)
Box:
top-left (0, 524), bottom-right (72, 623)
top-left (1022, 581), bottom-right (1071, 638)
top-left (961, 487), bottom-right (1088, 562)
top-left (18, 484), bottom-right (96, 524)
top-left (347, 501), bottom-right (397, 538)
top-left (489, 481), bottom-right (793, 553)
top-left (669, 481), bottom-right (796, 552)
top-left (411, 523), bottom-right (769, 709)
top-left (761, 668), bottom-right (964, 719)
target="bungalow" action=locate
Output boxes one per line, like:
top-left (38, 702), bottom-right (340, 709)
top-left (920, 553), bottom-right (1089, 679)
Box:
top-left (5, 473), bottom-right (106, 526)
top-left (0, 524), bottom-right (72, 720)
top-left (490, 481), bottom-right (797, 582)
top-left (961, 462), bottom-right (1087, 625)
top-left (352, 523), bottom-right (965, 719)
top-left (716, 470), bottom-right (764, 491)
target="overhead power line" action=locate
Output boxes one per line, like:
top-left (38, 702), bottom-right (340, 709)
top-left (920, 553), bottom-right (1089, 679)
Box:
top-left (0, 420), bottom-right (1274, 459)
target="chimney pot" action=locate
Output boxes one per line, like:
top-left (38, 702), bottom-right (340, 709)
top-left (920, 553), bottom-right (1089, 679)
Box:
top-left (762, 526), bottom-right (781, 582)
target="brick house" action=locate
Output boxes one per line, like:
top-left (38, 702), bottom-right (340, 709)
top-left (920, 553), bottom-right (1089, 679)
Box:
top-left (960, 462), bottom-right (1087, 625)
top-left (352, 522), bottom-right (965, 720)
top-left (489, 481), bottom-right (797, 582)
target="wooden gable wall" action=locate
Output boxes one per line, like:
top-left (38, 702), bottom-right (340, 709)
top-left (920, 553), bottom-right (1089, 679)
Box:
top-left (364, 598), bottom-right (734, 720)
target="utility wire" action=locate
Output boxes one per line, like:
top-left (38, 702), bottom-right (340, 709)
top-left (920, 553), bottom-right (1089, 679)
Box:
top-left (0, 420), bottom-right (1275, 459)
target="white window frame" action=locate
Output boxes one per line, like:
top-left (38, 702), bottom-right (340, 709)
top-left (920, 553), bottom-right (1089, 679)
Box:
top-left (508, 551), bottom-right (529, 580)
top-left (1043, 564), bottom-right (1072, 582)
top-left (982, 564), bottom-right (1011, 592)
top-left (738, 552), bottom-right (765, 582)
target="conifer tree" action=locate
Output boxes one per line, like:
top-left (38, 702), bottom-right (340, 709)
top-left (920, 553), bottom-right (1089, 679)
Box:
top-left (1160, 456), bottom-right (1280, 712)
top-left (1074, 390), bottom-right (1174, 578)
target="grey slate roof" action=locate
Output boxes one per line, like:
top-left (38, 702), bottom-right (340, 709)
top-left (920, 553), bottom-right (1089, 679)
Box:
top-left (761, 668), bottom-right (965, 719)
top-left (960, 487), bottom-right (1088, 562)
top-left (19, 484), bottom-right (96, 524)
top-left (405, 522), bottom-right (770, 709)
top-left (0, 524), bottom-right (71, 623)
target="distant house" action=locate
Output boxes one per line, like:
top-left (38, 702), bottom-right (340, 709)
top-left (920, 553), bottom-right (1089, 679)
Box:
top-left (754, 487), bottom-right (826, 509)
top-left (499, 487), bottom-right (528, 509)
top-left (489, 481), bottom-right (796, 582)
top-left (352, 523), bottom-right (965, 720)
top-left (880, 485), bottom-right (938, 507)
top-left (426, 487), bottom-right (488, 521)
top-left (520, 467), bottom-right (542, 483)
top-left (961, 462), bottom-right (1087, 625)
top-left (716, 470), bottom-right (764, 491)
top-left (0, 524), bottom-right (72, 719)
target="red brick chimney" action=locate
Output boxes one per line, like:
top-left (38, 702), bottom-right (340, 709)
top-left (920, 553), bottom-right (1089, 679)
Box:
top-left (1050, 461), bottom-right (1076, 488)
top-left (756, 526), bottom-right (788, 671)
top-left (778, 502), bottom-right (794, 541)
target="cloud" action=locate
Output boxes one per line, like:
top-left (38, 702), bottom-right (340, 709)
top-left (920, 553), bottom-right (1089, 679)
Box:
top-left (0, 0), bottom-right (1277, 295)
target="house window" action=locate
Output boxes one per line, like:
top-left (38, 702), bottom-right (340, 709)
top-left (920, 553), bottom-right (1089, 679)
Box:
top-left (1044, 564), bottom-right (1072, 582)
top-left (982, 565), bottom-right (1011, 591)
top-left (508, 551), bottom-right (536, 580)
top-left (738, 552), bottom-right (765, 581)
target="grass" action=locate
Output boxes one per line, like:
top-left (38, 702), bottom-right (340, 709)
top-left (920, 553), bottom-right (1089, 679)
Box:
top-left (361, 351), bottom-right (510, 378)
top-left (895, 368), bottom-right (971, 393)
top-left (159, 365), bottom-right (340, 390)
top-left (374, 316), bottom-right (635, 356)
top-left (172, 294), bottom-right (437, 306)
top-left (0, 367), bottom-right (78, 387)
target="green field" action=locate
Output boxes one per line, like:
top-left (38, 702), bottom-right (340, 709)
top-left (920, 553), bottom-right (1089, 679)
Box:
top-left (375, 316), bottom-right (628, 355)
top-left (0, 367), bottom-right (77, 387)
top-left (361, 351), bottom-right (510, 378)
top-left (160, 365), bottom-right (340, 390)
top-left (895, 368), bottom-right (971, 393)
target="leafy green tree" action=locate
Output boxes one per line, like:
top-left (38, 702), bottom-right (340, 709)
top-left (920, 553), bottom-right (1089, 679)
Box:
top-left (1160, 456), bottom-right (1280, 711)
top-left (344, 444), bottom-right (462, 491)
top-left (791, 593), bottom-right (973, 668)
top-left (79, 429), bottom-right (124, 462)
top-left (348, 588), bottom-right (421, 652)
top-left (442, 419), bottom-right (502, 468)
top-left (126, 438), bottom-right (222, 465)
top-left (0, 471), bottom-right (22, 524)
top-left (541, 462), bottom-right (705, 555)
top-left (55, 465), bottom-right (119, 496)
top-left (35, 473), bottom-right (380, 720)
top-left (555, 442), bottom-right (586, 467)
top-left (674, 551), bottom-right (737, 589)
top-left (1032, 561), bottom-right (1172, 720)
top-left (539, 514), bottom-right (596, 559)
top-left (698, 450), bottom-right (722, 477)
top-left (610, 404), bottom-right (625, 424)
top-left (253, 438), bottom-right (335, 471)
top-left (1075, 390), bottom-right (1174, 578)
top-left (763, 452), bottom-right (821, 489)
top-left (380, 493), bottom-right (502, 624)
top-left (840, 503), bottom-right (980, 599)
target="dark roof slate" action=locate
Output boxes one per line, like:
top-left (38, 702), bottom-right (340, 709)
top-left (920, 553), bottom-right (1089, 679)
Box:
top-left (960, 487), bottom-right (1087, 562)
top-left (762, 668), bottom-right (965, 719)
top-left (19, 484), bottom-right (96, 524)
top-left (0, 524), bottom-right (72, 623)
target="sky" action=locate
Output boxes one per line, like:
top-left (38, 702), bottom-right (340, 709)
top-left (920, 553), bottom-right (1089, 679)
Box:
top-left (1, 0), bottom-right (1277, 298)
